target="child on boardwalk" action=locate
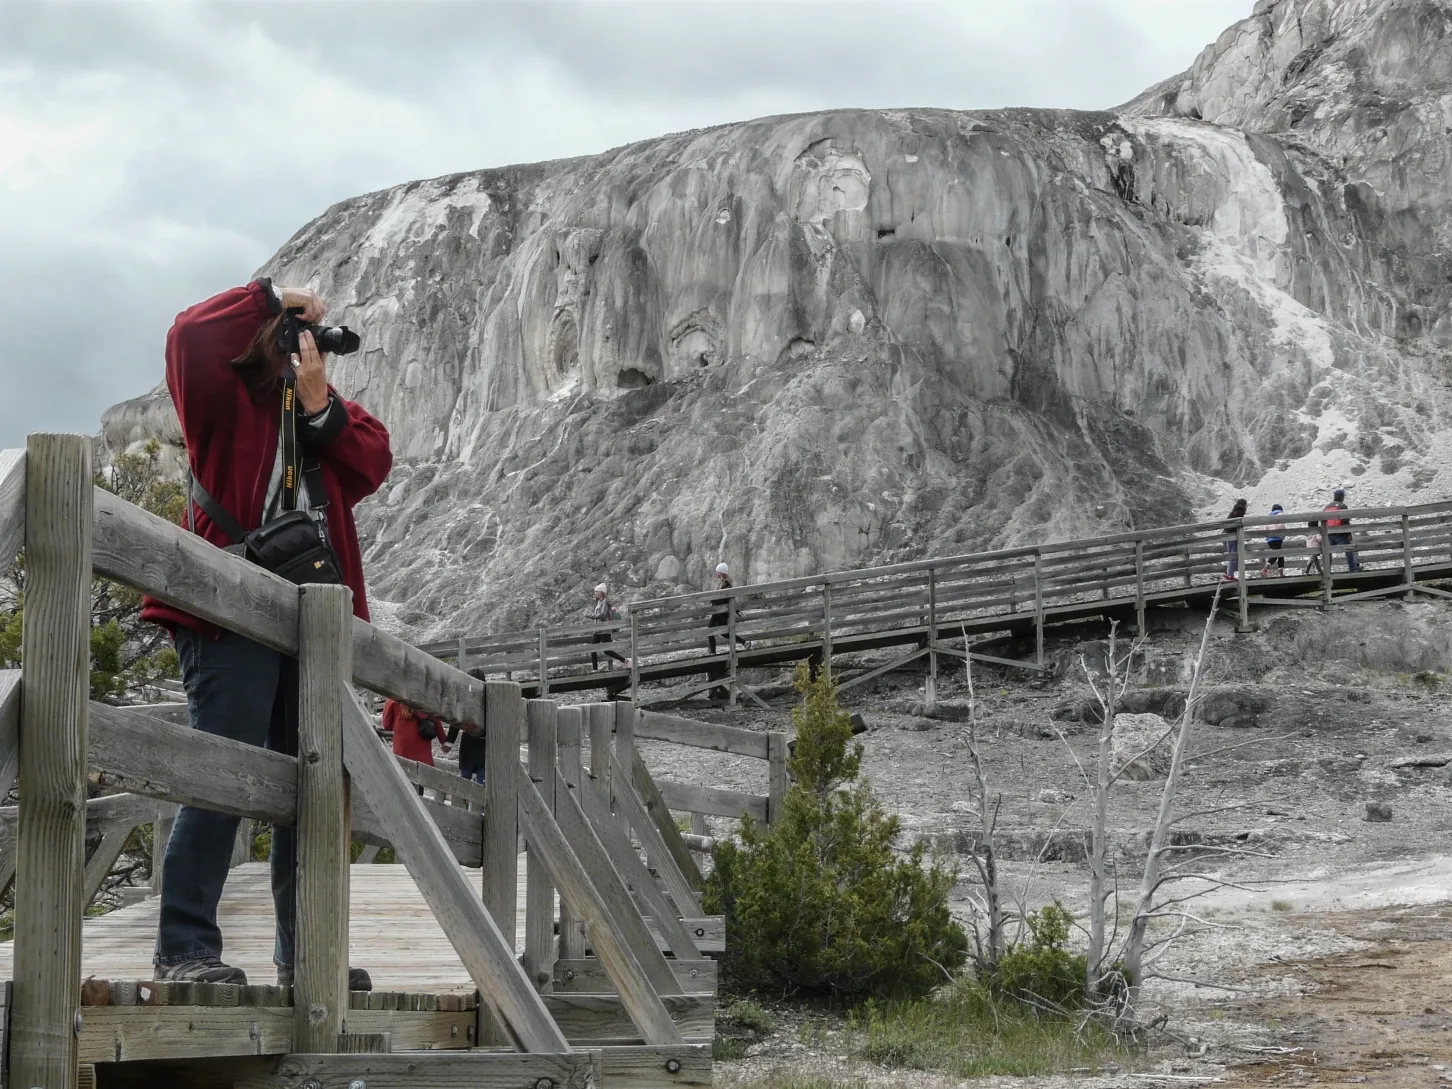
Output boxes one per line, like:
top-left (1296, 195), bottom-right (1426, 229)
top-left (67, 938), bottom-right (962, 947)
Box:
top-left (1304, 521), bottom-right (1324, 575)
top-left (1260, 504), bottom-right (1286, 576)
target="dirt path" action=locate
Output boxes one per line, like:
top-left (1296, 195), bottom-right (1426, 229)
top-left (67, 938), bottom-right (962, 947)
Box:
top-left (1224, 905), bottom-right (1452, 1088)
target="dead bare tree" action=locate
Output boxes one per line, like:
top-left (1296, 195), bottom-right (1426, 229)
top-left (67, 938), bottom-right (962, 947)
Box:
top-left (959, 634), bottom-right (1006, 968)
top-left (1081, 620), bottom-right (1130, 1000)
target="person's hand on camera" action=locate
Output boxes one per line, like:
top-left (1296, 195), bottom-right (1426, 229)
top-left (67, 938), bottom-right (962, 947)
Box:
top-left (293, 330), bottom-right (330, 414)
top-left (279, 287), bottom-right (325, 323)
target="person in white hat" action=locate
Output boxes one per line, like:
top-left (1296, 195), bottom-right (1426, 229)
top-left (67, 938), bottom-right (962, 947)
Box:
top-left (706, 561), bottom-right (747, 679)
top-left (589, 582), bottom-right (627, 671)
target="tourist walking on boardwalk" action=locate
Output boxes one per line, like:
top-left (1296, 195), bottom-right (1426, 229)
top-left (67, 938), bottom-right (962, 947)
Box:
top-left (1304, 520), bottom-right (1324, 575)
top-left (1223, 498), bottom-right (1248, 580)
top-left (444, 723), bottom-right (487, 784)
top-left (707, 562), bottom-right (747, 654)
top-left (1324, 488), bottom-right (1361, 571)
top-left (589, 583), bottom-right (628, 671)
top-left (386, 698), bottom-right (448, 773)
top-left (142, 278), bottom-right (391, 989)
top-left (1260, 504), bottom-right (1287, 576)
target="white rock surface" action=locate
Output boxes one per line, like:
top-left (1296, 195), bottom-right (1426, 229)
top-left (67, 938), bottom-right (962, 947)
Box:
top-left (1112, 713), bottom-right (1175, 782)
top-left (101, 0), bottom-right (1452, 639)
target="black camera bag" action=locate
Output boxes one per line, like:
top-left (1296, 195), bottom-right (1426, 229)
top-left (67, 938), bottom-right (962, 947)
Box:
top-left (186, 375), bottom-right (344, 586)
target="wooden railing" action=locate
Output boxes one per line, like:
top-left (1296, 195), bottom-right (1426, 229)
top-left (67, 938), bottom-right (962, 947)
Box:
top-left (0, 436), bottom-right (714, 1089)
top-left (423, 499), bottom-right (1452, 706)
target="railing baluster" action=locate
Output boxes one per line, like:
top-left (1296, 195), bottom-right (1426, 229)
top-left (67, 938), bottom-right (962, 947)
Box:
top-left (524, 700), bottom-right (558, 991)
top-left (555, 706), bottom-right (586, 961)
top-left (295, 582), bottom-right (353, 1052)
top-left (11, 434), bottom-right (92, 1089)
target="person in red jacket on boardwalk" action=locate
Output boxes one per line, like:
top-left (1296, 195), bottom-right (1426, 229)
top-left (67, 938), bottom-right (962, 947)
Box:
top-left (384, 699), bottom-right (449, 794)
top-left (144, 279), bottom-right (392, 989)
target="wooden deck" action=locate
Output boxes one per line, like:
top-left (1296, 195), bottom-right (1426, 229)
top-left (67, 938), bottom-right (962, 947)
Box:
top-left (0, 862), bottom-right (532, 994)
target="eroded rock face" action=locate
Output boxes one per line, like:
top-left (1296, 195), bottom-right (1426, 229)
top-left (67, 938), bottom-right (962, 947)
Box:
top-left (101, 1), bottom-right (1452, 639)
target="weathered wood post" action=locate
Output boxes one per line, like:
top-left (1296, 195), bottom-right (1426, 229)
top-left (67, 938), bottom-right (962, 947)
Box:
top-left (1033, 551), bottom-right (1045, 669)
top-left (925, 567), bottom-right (938, 709)
top-left (629, 613), bottom-right (640, 705)
top-left (12, 433), bottom-right (92, 1089)
top-left (1320, 517), bottom-right (1333, 607)
top-left (767, 732), bottom-right (789, 828)
top-left (458, 634), bottom-right (469, 676)
top-left (1402, 511), bottom-right (1414, 598)
top-left (295, 582), bottom-right (353, 1053)
top-left (727, 596), bottom-right (739, 710)
top-left (480, 680), bottom-right (523, 1045)
top-left (1235, 524), bottom-right (1251, 632)
top-left (1134, 539), bottom-right (1147, 637)
top-left (554, 706), bottom-right (586, 961)
top-left (523, 700), bottom-right (558, 991)
top-left (588, 703), bottom-right (613, 795)
top-left (821, 582), bottom-right (833, 681)
top-left (536, 629), bottom-right (549, 698)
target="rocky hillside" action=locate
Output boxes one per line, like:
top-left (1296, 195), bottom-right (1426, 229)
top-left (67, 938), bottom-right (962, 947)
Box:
top-left (101, 0), bottom-right (1452, 639)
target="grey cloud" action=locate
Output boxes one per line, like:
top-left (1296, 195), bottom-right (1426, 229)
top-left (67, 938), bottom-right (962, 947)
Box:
top-left (0, 0), bottom-right (1250, 450)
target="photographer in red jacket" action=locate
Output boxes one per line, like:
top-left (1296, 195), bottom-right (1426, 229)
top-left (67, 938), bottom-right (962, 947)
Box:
top-left (143, 279), bottom-right (392, 989)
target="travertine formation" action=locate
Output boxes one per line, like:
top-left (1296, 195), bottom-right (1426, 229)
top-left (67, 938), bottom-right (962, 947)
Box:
top-left (101, 0), bottom-right (1452, 638)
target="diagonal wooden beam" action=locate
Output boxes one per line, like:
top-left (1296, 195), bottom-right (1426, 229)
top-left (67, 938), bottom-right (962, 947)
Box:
top-left (576, 772), bottom-right (699, 960)
top-left (0, 448), bottom-right (23, 572)
top-left (517, 768), bottom-right (683, 1045)
top-left (81, 829), bottom-right (129, 907)
top-left (625, 748), bottom-right (704, 890)
top-left (0, 669), bottom-right (19, 803)
top-left (339, 686), bottom-right (568, 1053)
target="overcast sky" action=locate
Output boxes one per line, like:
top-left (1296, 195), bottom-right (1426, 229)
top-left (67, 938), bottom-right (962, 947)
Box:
top-left (0, 0), bottom-right (1249, 451)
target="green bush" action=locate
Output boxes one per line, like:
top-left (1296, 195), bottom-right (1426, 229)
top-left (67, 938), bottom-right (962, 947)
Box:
top-left (704, 663), bottom-right (967, 998)
top-left (985, 905), bottom-right (1123, 1012)
top-left (849, 974), bottom-right (1128, 1077)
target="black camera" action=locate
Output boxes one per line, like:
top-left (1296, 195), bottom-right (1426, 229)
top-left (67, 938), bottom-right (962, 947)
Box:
top-left (277, 307), bottom-right (361, 357)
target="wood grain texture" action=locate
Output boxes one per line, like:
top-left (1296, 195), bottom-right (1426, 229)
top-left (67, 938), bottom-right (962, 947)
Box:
top-left (92, 703), bottom-right (481, 866)
top-left (633, 710), bottom-right (769, 759)
top-left (552, 958), bottom-right (716, 995)
top-left (294, 584), bottom-right (353, 1052)
top-left (555, 706), bottom-right (586, 961)
top-left (0, 670), bottom-right (19, 807)
top-left (541, 991), bottom-right (712, 1045)
top-left (397, 758), bottom-right (489, 810)
top-left (576, 773), bottom-right (698, 961)
top-left (12, 434), bottom-right (92, 1089)
top-left (523, 700), bottom-right (557, 991)
top-left (606, 718), bottom-right (700, 923)
top-left (598, 1044), bottom-right (712, 1089)
top-left (518, 770), bottom-right (683, 1046)
top-left (656, 779), bottom-right (768, 823)
top-left (479, 681), bottom-right (522, 1045)
top-left (339, 687), bottom-right (567, 1053)
top-left (768, 731), bottom-right (790, 827)
top-left (92, 485), bottom-right (485, 729)
top-left (0, 448), bottom-right (25, 572)
top-left (626, 749), bottom-right (704, 891)
top-left (234, 1051), bottom-right (594, 1089)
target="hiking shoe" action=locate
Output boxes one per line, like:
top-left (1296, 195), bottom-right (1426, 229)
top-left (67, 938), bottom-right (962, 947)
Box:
top-left (277, 965), bottom-right (374, 992)
top-left (155, 956), bottom-right (247, 985)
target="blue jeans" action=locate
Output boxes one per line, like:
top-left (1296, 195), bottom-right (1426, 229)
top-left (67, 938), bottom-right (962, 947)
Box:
top-left (1225, 539), bottom-right (1238, 575)
top-left (459, 766), bottom-right (485, 784)
top-left (1329, 534), bottom-right (1360, 571)
top-left (155, 628), bottom-right (298, 970)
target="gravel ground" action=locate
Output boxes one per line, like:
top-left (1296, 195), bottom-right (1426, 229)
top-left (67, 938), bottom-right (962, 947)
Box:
top-left (564, 598), bottom-right (1452, 1085)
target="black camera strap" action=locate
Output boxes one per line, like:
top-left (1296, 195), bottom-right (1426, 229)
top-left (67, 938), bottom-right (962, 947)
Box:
top-left (187, 376), bottom-right (331, 546)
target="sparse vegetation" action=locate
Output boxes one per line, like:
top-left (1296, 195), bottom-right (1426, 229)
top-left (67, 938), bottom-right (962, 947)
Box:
top-left (848, 975), bottom-right (1130, 1078)
top-left (705, 663), bottom-right (967, 998)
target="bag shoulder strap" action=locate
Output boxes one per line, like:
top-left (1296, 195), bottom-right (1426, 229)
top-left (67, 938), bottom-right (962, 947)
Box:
top-left (188, 473), bottom-right (249, 546)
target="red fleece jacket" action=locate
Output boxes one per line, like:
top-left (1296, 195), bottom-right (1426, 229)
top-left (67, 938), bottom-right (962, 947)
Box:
top-left (141, 281), bottom-right (393, 634)
top-left (384, 699), bottom-right (438, 765)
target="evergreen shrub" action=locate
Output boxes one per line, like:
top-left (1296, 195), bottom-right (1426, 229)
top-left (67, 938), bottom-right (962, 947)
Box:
top-left (704, 663), bottom-right (967, 998)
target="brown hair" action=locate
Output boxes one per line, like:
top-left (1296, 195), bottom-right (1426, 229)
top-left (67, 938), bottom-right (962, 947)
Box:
top-left (230, 314), bottom-right (287, 401)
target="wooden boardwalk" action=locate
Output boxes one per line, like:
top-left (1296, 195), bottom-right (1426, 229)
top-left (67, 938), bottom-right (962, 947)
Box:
top-left (421, 502), bottom-right (1452, 705)
top-left (0, 862), bottom-right (535, 995)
